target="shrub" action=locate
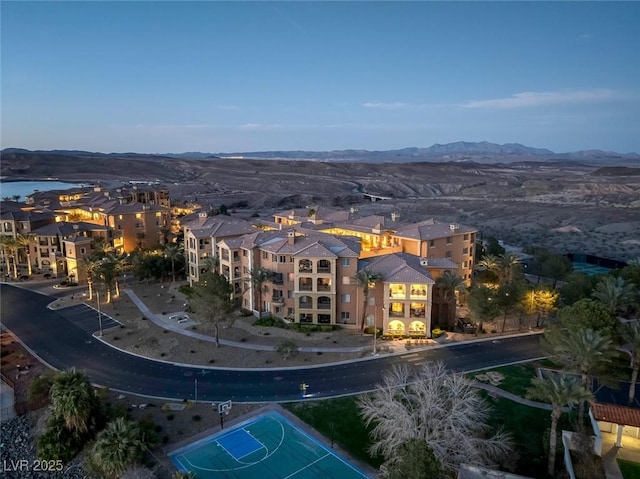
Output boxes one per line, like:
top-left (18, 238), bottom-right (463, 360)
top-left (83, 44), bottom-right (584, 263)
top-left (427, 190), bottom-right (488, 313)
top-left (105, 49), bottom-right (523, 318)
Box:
top-left (192, 415), bottom-right (201, 422)
top-left (166, 414), bottom-right (175, 421)
top-left (254, 316), bottom-right (287, 328)
top-left (276, 340), bottom-right (299, 359)
top-left (431, 328), bottom-right (445, 338)
top-left (27, 371), bottom-right (58, 407)
top-left (37, 414), bottom-right (85, 463)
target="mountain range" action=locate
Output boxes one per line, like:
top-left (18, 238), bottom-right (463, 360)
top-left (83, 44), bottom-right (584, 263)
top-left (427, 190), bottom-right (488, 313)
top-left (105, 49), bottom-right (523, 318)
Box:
top-left (2, 141), bottom-right (639, 166)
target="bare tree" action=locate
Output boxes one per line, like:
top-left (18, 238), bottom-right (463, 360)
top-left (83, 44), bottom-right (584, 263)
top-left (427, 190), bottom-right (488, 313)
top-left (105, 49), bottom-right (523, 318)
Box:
top-left (358, 362), bottom-right (512, 475)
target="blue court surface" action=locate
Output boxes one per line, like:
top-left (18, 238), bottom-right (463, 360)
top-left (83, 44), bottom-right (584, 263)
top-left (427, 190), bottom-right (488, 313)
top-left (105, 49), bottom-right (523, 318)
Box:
top-left (571, 261), bottom-right (612, 276)
top-left (169, 411), bottom-right (370, 479)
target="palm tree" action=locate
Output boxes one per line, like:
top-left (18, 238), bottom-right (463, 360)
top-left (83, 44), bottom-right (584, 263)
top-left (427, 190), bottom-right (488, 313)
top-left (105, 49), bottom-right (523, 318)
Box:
top-left (497, 252), bottom-right (522, 284)
top-left (92, 237), bottom-right (114, 258)
top-left (49, 368), bottom-right (97, 434)
top-left (544, 327), bottom-right (617, 419)
top-left (592, 276), bottom-right (635, 315)
top-left (89, 417), bottom-right (148, 478)
top-left (164, 243), bottom-right (183, 283)
top-left (80, 256), bottom-right (101, 300)
top-left (0, 235), bottom-right (15, 278)
top-left (14, 233), bottom-right (35, 276)
top-left (620, 320), bottom-right (640, 405)
top-left (435, 272), bottom-right (465, 329)
top-left (247, 267), bottom-right (274, 316)
top-left (527, 371), bottom-right (592, 476)
top-left (354, 268), bottom-right (383, 331)
top-left (476, 254), bottom-right (501, 283)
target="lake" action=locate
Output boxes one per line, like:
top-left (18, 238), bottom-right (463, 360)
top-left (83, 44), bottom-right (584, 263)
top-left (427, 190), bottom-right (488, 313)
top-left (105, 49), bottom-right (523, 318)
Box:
top-left (0, 180), bottom-right (86, 200)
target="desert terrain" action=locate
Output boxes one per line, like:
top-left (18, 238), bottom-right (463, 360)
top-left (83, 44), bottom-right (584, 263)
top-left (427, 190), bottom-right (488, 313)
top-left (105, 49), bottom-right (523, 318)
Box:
top-left (2, 151), bottom-right (639, 261)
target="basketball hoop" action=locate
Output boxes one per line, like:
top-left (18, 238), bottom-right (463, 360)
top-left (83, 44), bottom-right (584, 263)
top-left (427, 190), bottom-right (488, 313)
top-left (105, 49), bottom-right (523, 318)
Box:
top-left (218, 400), bottom-right (232, 416)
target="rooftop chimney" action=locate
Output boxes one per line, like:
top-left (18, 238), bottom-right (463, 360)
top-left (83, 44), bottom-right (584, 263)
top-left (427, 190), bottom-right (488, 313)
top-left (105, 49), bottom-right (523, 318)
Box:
top-left (287, 229), bottom-right (295, 245)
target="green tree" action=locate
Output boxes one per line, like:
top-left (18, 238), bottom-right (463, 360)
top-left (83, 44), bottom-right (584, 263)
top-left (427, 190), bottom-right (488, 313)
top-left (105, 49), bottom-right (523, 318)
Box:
top-left (543, 327), bottom-right (617, 419)
top-left (164, 243), bottom-right (183, 283)
top-left (354, 269), bottom-right (383, 331)
top-left (556, 298), bottom-right (617, 337)
top-left (527, 371), bottom-right (592, 476)
top-left (619, 320), bottom-right (640, 406)
top-left (592, 275), bottom-right (636, 316)
top-left (498, 252), bottom-right (523, 285)
top-left (495, 281), bottom-right (525, 332)
top-left (49, 368), bottom-right (99, 434)
top-left (80, 256), bottom-right (101, 300)
top-left (540, 254), bottom-right (573, 288)
top-left (383, 438), bottom-right (444, 479)
top-left (485, 237), bottom-right (505, 256)
top-left (0, 235), bottom-right (15, 278)
top-left (190, 271), bottom-right (233, 347)
top-left (435, 272), bottom-right (465, 329)
top-left (88, 417), bottom-right (151, 478)
top-left (559, 271), bottom-right (595, 306)
top-left (247, 267), bottom-right (275, 316)
top-left (476, 254), bottom-right (501, 284)
top-left (14, 233), bottom-right (35, 276)
top-left (468, 285), bottom-right (500, 335)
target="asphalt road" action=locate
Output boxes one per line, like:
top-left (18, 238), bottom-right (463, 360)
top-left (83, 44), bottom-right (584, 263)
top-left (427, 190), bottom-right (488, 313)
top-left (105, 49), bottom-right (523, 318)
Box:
top-left (1, 284), bottom-right (545, 403)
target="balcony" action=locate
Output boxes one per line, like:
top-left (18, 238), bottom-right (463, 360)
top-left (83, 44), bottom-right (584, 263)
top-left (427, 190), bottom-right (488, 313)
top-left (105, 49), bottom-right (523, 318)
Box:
top-left (272, 296), bottom-right (284, 305)
top-left (317, 266), bottom-right (331, 274)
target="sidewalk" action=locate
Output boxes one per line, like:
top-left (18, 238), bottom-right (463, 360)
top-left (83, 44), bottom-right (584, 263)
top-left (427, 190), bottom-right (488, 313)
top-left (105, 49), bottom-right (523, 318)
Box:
top-left (122, 288), bottom-right (367, 354)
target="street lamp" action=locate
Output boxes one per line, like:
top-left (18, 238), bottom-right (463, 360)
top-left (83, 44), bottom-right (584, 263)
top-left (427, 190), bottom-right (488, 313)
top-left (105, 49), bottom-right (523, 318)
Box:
top-left (96, 290), bottom-right (103, 337)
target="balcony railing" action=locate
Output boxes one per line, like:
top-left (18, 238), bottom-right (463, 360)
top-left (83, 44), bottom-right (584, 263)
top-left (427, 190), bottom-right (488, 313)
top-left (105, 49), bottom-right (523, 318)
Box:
top-left (317, 303), bottom-right (331, 310)
top-left (299, 284), bottom-right (312, 291)
top-left (299, 302), bottom-right (312, 310)
top-left (317, 267), bottom-right (331, 273)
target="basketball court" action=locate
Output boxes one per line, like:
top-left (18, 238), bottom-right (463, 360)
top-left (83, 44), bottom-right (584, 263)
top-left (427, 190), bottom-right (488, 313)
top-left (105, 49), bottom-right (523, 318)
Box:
top-left (169, 410), bottom-right (370, 478)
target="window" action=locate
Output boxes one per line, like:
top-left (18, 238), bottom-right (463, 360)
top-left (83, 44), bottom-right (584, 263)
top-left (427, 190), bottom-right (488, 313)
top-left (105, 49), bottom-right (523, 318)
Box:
top-left (342, 276), bottom-right (351, 285)
top-left (464, 234), bottom-right (469, 240)
top-left (136, 213), bottom-right (142, 219)
top-left (117, 224), bottom-right (122, 230)
top-left (288, 290), bottom-right (294, 299)
top-left (135, 223), bottom-right (142, 229)
top-left (463, 247), bottom-right (469, 254)
top-left (341, 294), bottom-right (350, 303)
top-left (243, 250), bottom-right (247, 256)
top-left (429, 239), bottom-right (435, 247)
top-left (445, 251), bottom-right (452, 258)
top-left (368, 297), bottom-right (376, 306)
top-left (341, 258), bottom-right (350, 266)
top-left (80, 247), bottom-right (86, 255)
top-left (279, 255), bottom-right (286, 263)
top-left (156, 212), bottom-right (162, 217)
top-left (263, 251), bottom-right (268, 259)
top-left (272, 254), bottom-right (277, 262)
top-left (446, 236), bottom-right (452, 245)
top-left (340, 312), bottom-right (350, 321)
top-left (118, 215), bottom-right (123, 220)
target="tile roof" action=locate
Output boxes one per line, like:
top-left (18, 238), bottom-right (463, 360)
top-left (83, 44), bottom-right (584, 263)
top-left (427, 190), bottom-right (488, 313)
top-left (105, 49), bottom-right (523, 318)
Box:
top-left (421, 258), bottom-right (459, 268)
top-left (591, 402), bottom-right (640, 428)
top-left (361, 253), bottom-right (435, 284)
top-left (0, 209), bottom-right (55, 222)
top-left (31, 221), bottom-right (108, 237)
top-left (394, 219), bottom-right (477, 241)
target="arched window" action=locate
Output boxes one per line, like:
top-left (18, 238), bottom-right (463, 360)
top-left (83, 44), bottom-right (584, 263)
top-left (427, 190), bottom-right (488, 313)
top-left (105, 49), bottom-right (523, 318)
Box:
top-left (318, 296), bottom-right (331, 310)
top-left (299, 296), bottom-right (313, 309)
top-left (299, 259), bottom-right (312, 273)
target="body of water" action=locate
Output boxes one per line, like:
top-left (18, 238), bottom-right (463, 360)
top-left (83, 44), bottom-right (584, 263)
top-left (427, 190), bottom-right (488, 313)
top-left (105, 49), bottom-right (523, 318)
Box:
top-left (0, 180), bottom-right (86, 200)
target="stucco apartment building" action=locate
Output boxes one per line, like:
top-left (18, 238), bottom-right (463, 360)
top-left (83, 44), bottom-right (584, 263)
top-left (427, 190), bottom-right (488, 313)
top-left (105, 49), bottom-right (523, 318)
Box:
top-left (1, 184), bottom-right (171, 279)
top-left (182, 206), bottom-right (477, 337)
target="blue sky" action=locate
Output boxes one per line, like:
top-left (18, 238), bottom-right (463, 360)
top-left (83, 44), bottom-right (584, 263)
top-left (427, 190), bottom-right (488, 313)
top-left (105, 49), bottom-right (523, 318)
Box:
top-left (2, 1), bottom-right (639, 154)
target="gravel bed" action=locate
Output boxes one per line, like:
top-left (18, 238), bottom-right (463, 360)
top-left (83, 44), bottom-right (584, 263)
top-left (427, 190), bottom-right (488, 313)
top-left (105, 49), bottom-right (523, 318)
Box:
top-left (0, 415), bottom-right (85, 479)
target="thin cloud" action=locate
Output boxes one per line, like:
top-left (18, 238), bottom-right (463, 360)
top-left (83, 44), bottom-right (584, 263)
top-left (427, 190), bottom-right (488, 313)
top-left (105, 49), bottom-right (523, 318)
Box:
top-left (461, 89), bottom-right (617, 109)
top-left (363, 102), bottom-right (411, 109)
